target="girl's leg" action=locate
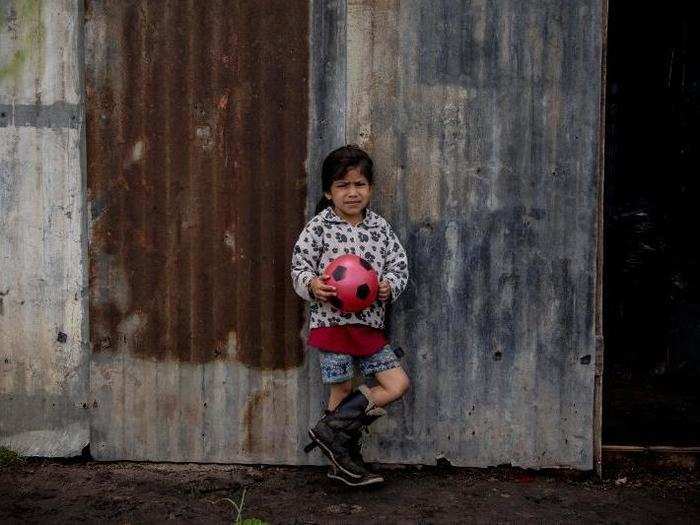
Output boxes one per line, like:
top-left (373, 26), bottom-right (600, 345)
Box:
top-left (328, 380), bottom-right (353, 410)
top-left (370, 366), bottom-right (410, 407)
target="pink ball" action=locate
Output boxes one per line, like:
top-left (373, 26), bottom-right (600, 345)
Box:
top-left (324, 254), bottom-right (379, 313)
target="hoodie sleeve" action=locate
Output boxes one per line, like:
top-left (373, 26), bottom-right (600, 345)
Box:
top-left (382, 224), bottom-right (409, 302)
top-left (290, 219), bottom-right (323, 301)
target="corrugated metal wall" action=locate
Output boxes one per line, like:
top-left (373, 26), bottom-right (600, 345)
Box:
top-left (346, 0), bottom-right (604, 468)
top-left (0, 0), bottom-right (89, 456)
top-left (85, 0), bottom-right (312, 462)
top-left (1, 0), bottom-right (604, 469)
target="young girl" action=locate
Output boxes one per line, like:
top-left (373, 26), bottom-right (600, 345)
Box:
top-left (291, 145), bottom-right (410, 486)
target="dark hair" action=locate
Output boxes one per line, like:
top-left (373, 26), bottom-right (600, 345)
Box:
top-left (315, 145), bottom-right (374, 215)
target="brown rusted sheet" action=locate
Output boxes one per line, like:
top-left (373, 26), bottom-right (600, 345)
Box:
top-left (86, 0), bottom-right (308, 368)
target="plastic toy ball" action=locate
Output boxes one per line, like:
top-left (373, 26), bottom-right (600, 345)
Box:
top-left (324, 254), bottom-right (379, 312)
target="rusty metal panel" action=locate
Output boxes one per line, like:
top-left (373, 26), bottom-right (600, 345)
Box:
top-left (0, 0), bottom-right (89, 456)
top-left (347, 0), bottom-right (604, 469)
top-left (85, 0), bottom-right (310, 461)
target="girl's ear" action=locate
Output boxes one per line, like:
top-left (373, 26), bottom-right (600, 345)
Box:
top-left (324, 192), bottom-right (332, 202)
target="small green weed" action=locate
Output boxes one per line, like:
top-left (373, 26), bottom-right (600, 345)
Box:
top-left (221, 488), bottom-right (267, 525)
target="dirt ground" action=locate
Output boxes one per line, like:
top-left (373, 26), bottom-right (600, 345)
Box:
top-left (1, 456), bottom-right (698, 524)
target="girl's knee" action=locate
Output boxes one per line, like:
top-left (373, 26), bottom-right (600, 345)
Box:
top-left (384, 372), bottom-right (409, 399)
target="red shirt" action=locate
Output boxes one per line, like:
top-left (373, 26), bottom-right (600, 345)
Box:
top-left (308, 324), bottom-right (388, 357)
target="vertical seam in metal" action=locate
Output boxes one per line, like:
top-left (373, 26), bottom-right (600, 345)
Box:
top-left (77, 0), bottom-right (91, 453)
top-left (344, 0), bottom-right (348, 145)
top-left (593, 0), bottom-right (610, 479)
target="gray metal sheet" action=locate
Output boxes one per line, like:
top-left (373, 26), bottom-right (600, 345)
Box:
top-left (346, 0), bottom-right (604, 468)
top-left (0, 0), bottom-right (89, 457)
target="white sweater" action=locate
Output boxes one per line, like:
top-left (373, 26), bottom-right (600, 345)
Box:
top-left (290, 207), bottom-right (409, 329)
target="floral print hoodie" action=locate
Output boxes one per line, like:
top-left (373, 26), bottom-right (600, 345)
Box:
top-left (291, 207), bottom-right (409, 329)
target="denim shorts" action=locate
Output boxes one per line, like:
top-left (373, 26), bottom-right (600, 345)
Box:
top-left (316, 344), bottom-right (400, 384)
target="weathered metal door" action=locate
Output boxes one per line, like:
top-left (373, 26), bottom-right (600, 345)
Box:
top-left (85, 0), bottom-right (311, 462)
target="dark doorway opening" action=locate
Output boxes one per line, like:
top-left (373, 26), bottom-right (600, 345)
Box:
top-left (603, 1), bottom-right (700, 446)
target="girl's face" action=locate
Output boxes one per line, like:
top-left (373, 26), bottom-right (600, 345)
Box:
top-left (324, 168), bottom-right (372, 225)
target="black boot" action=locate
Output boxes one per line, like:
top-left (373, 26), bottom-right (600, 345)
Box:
top-left (349, 411), bottom-right (383, 463)
top-left (327, 411), bottom-right (385, 486)
top-left (307, 385), bottom-right (386, 479)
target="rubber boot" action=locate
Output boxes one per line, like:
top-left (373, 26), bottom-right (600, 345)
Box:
top-left (305, 411), bottom-right (384, 485)
top-left (327, 410), bottom-right (385, 486)
top-left (347, 411), bottom-right (384, 470)
top-left (307, 385), bottom-right (386, 479)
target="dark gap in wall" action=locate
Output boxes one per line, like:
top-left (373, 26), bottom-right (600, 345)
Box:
top-left (603, 0), bottom-right (700, 445)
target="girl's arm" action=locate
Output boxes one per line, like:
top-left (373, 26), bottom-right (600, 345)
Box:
top-left (290, 221), bottom-right (323, 301)
top-left (382, 225), bottom-right (409, 302)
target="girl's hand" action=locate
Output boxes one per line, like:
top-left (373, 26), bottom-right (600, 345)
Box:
top-left (310, 275), bottom-right (337, 302)
top-left (378, 280), bottom-right (392, 302)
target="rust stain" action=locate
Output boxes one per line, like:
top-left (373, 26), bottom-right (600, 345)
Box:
top-left (86, 0), bottom-right (308, 368)
top-left (242, 389), bottom-right (272, 455)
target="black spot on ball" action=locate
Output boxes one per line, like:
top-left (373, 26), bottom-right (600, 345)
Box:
top-left (329, 296), bottom-right (343, 310)
top-left (359, 258), bottom-right (373, 271)
top-left (332, 266), bottom-right (347, 281)
top-left (356, 284), bottom-right (370, 300)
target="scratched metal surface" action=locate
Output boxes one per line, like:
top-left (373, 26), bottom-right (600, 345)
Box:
top-left (85, 0), bottom-right (312, 462)
top-left (0, 0), bottom-right (89, 457)
top-left (346, 0), bottom-right (604, 468)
